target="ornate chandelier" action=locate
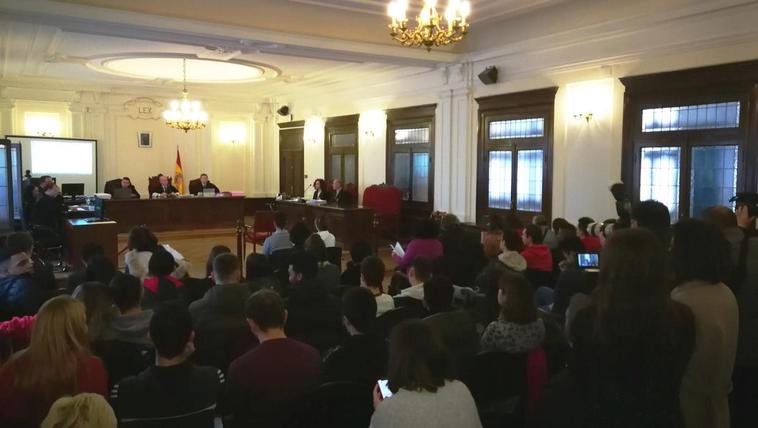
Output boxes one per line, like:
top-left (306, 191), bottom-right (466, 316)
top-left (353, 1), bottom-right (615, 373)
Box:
top-left (162, 58), bottom-right (208, 133)
top-left (387, 0), bottom-right (471, 51)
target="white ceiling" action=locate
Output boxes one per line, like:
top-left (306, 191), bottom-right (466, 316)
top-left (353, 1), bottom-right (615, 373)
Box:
top-left (1, 0), bottom-right (756, 105)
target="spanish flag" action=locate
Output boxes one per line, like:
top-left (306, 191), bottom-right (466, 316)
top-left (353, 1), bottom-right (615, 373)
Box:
top-left (174, 147), bottom-right (184, 195)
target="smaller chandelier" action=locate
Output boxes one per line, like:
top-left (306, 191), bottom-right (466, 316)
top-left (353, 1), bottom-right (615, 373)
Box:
top-left (387, 0), bottom-right (471, 51)
top-left (163, 58), bottom-right (208, 133)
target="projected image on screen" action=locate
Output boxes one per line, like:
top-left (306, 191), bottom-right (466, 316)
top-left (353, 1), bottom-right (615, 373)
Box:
top-left (30, 140), bottom-right (93, 175)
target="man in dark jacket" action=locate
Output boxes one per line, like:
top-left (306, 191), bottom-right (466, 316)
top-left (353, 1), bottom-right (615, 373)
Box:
top-left (189, 254), bottom-right (256, 372)
top-left (285, 252), bottom-right (343, 353)
top-left (0, 248), bottom-right (50, 320)
top-left (188, 173), bottom-right (220, 195)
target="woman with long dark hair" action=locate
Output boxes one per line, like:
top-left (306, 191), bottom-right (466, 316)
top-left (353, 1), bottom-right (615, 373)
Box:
top-left (142, 249), bottom-right (186, 307)
top-left (480, 271), bottom-right (544, 353)
top-left (670, 219), bottom-right (737, 428)
top-left (567, 228), bottom-right (695, 427)
top-left (370, 320), bottom-right (481, 428)
top-left (312, 178), bottom-right (328, 200)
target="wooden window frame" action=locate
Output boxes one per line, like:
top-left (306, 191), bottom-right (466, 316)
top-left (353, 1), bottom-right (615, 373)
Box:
top-left (620, 61), bottom-right (758, 220)
top-left (475, 88), bottom-right (557, 224)
top-left (386, 104), bottom-right (436, 218)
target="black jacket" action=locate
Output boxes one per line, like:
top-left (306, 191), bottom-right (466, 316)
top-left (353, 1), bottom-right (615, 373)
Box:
top-left (323, 334), bottom-right (387, 386)
top-left (331, 188), bottom-right (353, 206)
top-left (153, 185), bottom-right (179, 196)
top-left (189, 283), bottom-right (257, 372)
top-left (0, 274), bottom-right (50, 320)
top-left (111, 362), bottom-right (225, 428)
top-left (189, 181), bottom-right (220, 195)
top-left (285, 279), bottom-right (344, 353)
top-left (312, 189), bottom-right (328, 201)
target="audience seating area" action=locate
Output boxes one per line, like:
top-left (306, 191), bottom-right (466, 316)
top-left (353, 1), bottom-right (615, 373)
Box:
top-left (0, 200), bottom-right (756, 428)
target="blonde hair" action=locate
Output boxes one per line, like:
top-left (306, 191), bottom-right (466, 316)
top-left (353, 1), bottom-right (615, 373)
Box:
top-left (11, 296), bottom-right (90, 409)
top-left (41, 393), bottom-right (116, 428)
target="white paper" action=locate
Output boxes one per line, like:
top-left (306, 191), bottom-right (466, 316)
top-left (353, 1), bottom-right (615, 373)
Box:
top-left (391, 242), bottom-right (405, 257)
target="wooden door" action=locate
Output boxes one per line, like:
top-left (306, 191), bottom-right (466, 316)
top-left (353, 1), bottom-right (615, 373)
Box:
top-left (279, 125), bottom-right (304, 197)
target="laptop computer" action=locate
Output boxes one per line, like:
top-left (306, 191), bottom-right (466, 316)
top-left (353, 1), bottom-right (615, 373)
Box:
top-left (112, 187), bottom-right (133, 200)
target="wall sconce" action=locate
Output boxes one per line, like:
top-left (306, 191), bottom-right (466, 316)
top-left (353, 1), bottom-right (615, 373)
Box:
top-left (304, 116), bottom-right (324, 145)
top-left (359, 109), bottom-right (385, 139)
top-left (219, 121), bottom-right (246, 145)
top-left (24, 112), bottom-right (62, 137)
top-left (363, 130), bottom-right (375, 137)
top-left (566, 79), bottom-right (613, 125)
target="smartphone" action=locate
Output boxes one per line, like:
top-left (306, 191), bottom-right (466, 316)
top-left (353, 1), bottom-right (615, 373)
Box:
top-left (377, 379), bottom-right (393, 399)
top-left (576, 252), bottom-right (599, 269)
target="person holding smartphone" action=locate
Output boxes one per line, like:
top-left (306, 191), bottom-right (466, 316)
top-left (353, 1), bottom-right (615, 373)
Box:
top-left (370, 320), bottom-right (481, 428)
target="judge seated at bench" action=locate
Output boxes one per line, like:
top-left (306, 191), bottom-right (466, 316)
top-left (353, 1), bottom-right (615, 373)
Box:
top-left (152, 175), bottom-right (179, 198)
top-left (330, 179), bottom-right (353, 206)
top-left (189, 173), bottom-right (220, 196)
top-left (115, 177), bottom-right (140, 199)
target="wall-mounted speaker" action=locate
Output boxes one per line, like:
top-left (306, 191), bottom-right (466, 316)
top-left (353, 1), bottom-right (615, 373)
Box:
top-left (277, 105), bottom-right (290, 116)
top-left (478, 66), bottom-right (498, 85)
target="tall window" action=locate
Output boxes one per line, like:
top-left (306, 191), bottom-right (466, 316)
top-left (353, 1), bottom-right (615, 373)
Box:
top-left (386, 105), bottom-right (435, 213)
top-left (620, 61), bottom-right (758, 220)
top-left (476, 88), bottom-right (556, 223)
top-left (325, 115), bottom-right (359, 187)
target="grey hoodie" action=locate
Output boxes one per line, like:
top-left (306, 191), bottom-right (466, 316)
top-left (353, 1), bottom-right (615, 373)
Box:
top-left (102, 310), bottom-right (153, 345)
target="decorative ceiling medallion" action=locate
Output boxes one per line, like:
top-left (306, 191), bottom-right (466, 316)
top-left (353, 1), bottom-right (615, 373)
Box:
top-left (86, 54), bottom-right (280, 83)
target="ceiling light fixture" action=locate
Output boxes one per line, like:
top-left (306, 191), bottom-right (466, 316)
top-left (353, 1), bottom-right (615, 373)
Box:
top-left (162, 58), bottom-right (208, 133)
top-left (387, 0), bottom-right (471, 51)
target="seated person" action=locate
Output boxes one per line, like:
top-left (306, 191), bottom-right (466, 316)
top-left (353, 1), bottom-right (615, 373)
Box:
top-left (98, 273), bottom-right (154, 387)
top-left (284, 252), bottom-right (343, 353)
top-left (475, 230), bottom-right (527, 321)
top-left (304, 234), bottom-right (341, 290)
top-left (330, 179), bottom-right (353, 206)
top-left (190, 254), bottom-right (256, 372)
top-left (480, 271), bottom-right (545, 354)
top-left (183, 245), bottom-right (230, 304)
top-left (341, 241), bottom-right (372, 287)
top-left (31, 177), bottom-right (62, 230)
top-left (110, 303), bottom-right (225, 428)
top-left (482, 214), bottom-right (505, 260)
top-left (114, 177), bottom-right (140, 199)
top-left (399, 256), bottom-right (434, 301)
top-left (422, 276), bottom-right (479, 375)
top-left (578, 217), bottom-right (602, 252)
top-left (0, 296), bottom-right (108, 427)
top-left (142, 249), bottom-right (186, 308)
top-left (262, 212), bottom-right (293, 257)
top-left (72, 281), bottom-right (115, 343)
top-left (84, 255), bottom-right (117, 286)
top-left (67, 243), bottom-right (104, 293)
top-left (551, 236), bottom-right (594, 321)
top-left (369, 320), bottom-right (481, 428)
top-left (312, 178), bottom-right (328, 201)
top-left (361, 256), bottom-right (394, 316)
top-left (228, 290), bottom-right (321, 426)
top-left (289, 222), bottom-right (311, 251)
top-left (245, 253), bottom-right (279, 294)
top-left (323, 287), bottom-right (388, 385)
top-left (124, 226), bottom-right (190, 280)
top-left (5, 231), bottom-right (57, 291)
top-left (438, 214), bottom-right (486, 288)
top-left (102, 272), bottom-right (152, 345)
top-left (521, 224), bottom-right (554, 273)
top-left (314, 215), bottom-right (336, 248)
top-left (189, 173), bottom-right (220, 195)
top-left (392, 218), bottom-right (444, 272)
top-left (0, 248), bottom-right (49, 320)
top-left (151, 174), bottom-right (179, 198)
top-left (42, 393), bottom-right (117, 428)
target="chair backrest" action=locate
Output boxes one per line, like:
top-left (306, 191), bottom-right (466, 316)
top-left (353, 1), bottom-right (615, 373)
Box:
top-left (325, 246), bottom-right (342, 266)
top-left (269, 248), bottom-right (294, 286)
top-left (373, 305), bottom-right (422, 338)
top-left (254, 211), bottom-right (278, 233)
top-left (187, 178), bottom-right (201, 195)
top-left (464, 351), bottom-right (528, 405)
top-left (283, 382), bottom-right (373, 428)
top-left (103, 178), bottom-right (122, 194)
top-left (362, 184), bottom-right (402, 216)
top-left (393, 296), bottom-right (426, 317)
top-left (92, 340), bottom-right (154, 389)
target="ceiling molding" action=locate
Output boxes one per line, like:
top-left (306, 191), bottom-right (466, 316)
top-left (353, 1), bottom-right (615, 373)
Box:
top-left (0, 0), bottom-right (459, 68)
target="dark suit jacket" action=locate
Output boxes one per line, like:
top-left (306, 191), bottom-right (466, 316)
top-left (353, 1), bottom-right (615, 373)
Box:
top-left (153, 185), bottom-right (179, 196)
top-left (312, 189), bottom-right (328, 201)
top-left (189, 180), bottom-right (220, 195)
top-left (331, 188), bottom-right (353, 206)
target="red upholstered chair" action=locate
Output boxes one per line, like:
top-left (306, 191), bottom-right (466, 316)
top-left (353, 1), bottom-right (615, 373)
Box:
top-left (147, 176), bottom-right (172, 198)
top-left (245, 210), bottom-right (277, 253)
top-left (362, 184), bottom-right (402, 242)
